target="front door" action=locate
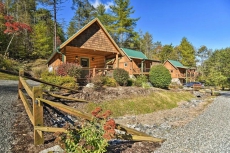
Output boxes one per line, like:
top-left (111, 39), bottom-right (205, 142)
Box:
top-left (80, 58), bottom-right (90, 78)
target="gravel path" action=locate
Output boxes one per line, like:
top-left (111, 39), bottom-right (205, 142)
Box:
top-left (0, 80), bottom-right (40, 153)
top-left (1, 79), bottom-right (230, 153)
top-left (0, 80), bottom-right (18, 152)
top-left (155, 91), bottom-right (230, 153)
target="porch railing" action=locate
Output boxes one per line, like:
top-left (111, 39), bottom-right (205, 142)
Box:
top-left (132, 68), bottom-right (151, 74)
top-left (81, 68), bottom-right (114, 78)
top-left (178, 73), bottom-right (196, 78)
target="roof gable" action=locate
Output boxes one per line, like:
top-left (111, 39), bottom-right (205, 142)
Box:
top-left (47, 18), bottom-right (124, 63)
top-left (60, 18), bottom-right (121, 53)
top-left (168, 60), bottom-right (188, 69)
top-left (121, 48), bottom-right (148, 59)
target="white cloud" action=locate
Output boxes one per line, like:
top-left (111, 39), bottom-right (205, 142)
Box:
top-left (90, 0), bottom-right (114, 11)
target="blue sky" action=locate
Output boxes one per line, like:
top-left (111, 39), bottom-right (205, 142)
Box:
top-left (57, 0), bottom-right (230, 50)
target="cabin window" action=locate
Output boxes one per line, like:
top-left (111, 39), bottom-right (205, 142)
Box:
top-left (124, 63), bottom-right (128, 67)
top-left (80, 58), bottom-right (89, 67)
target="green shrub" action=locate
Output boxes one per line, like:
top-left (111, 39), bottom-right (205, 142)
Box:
top-left (0, 54), bottom-right (19, 71)
top-left (113, 68), bottom-right (129, 86)
top-left (134, 75), bottom-right (148, 87)
top-left (102, 76), bottom-right (117, 87)
top-left (56, 62), bottom-right (82, 79)
top-left (127, 78), bottom-right (134, 86)
top-left (41, 70), bottom-right (78, 91)
top-left (32, 66), bottom-right (47, 78)
top-left (149, 65), bottom-right (172, 89)
top-left (91, 75), bottom-right (104, 90)
top-left (169, 82), bottom-right (183, 89)
top-left (56, 108), bottom-right (116, 153)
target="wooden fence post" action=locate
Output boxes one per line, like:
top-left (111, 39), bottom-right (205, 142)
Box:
top-left (33, 86), bottom-right (44, 145)
top-left (18, 69), bottom-right (24, 99)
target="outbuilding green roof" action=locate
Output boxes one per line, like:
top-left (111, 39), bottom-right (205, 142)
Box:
top-left (168, 60), bottom-right (188, 68)
top-left (121, 48), bottom-right (148, 59)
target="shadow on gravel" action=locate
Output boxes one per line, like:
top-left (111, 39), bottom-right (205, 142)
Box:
top-left (0, 85), bottom-right (18, 93)
top-left (219, 91), bottom-right (230, 98)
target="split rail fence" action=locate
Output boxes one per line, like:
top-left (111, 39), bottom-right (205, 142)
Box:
top-left (15, 69), bottom-right (165, 145)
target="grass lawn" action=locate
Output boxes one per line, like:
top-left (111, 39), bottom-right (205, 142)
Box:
top-left (0, 72), bottom-right (18, 80)
top-left (86, 90), bottom-right (194, 117)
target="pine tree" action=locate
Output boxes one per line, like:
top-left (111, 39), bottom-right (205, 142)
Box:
top-left (109, 0), bottom-right (139, 47)
top-left (67, 0), bottom-right (95, 38)
top-left (31, 22), bottom-right (52, 58)
top-left (37, 0), bottom-right (64, 50)
top-left (177, 37), bottom-right (196, 67)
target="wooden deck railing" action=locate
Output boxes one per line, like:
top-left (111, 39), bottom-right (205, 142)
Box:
top-left (132, 68), bottom-right (151, 74)
top-left (81, 67), bottom-right (114, 77)
top-left (178, 73), bottom-right (196, 78)
top-left (17, 69), bottom-right (165, 145)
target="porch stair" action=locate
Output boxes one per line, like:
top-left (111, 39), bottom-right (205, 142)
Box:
top-left (77, 78), bottom-right (88, 86)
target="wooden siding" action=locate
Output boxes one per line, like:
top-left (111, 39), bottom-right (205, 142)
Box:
top-left (164, 61), bottom-right (180, 78)
top-left (164, 61), bottom-right (197, 81)
top-left (65, 47), bottom-right (106, 68)
top-left (49, 54), bottom-right (62, 68)
top-left (68, 22), bottom-right (118, 54)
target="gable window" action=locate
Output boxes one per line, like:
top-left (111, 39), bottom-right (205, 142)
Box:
top-left (171, 70), bottom-right (173, 73)
top-left (124, 63), bottom-right (128, 67)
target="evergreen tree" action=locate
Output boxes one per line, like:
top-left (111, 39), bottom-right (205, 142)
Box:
top-left (159, 44), bottom-right (174, 62)
top-left (177, 37), bottom-right (196, 67)
top-left (109, 0), bottom-right (139, 47)
top-left (140, 32), bottom-right (153, 59)
top-left (31, 22), bottom-right (52, 58)
top-left (94, 4), bottom-right (113, 33)
top-left (37, 0), bottom-right (64, 50)
top-left (67, 0), bottom-right (95, 38)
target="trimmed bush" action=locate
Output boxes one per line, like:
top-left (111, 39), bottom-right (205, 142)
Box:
top-left (113, 68), bottom-right (129, 86)
top-left (56, 62), bottom-right (82, 79)
top-left (102, 76), bottom-right (117, 87)
top-left (149, 65), bottom-right (171, 89)
top-left (134, 75), bottom-right (148, 87)
top-left (41, 70), bottom-right (78, 91)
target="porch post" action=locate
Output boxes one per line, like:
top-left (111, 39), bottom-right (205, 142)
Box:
top-left (141, 60), bottom-right (144, 75)
top-left (93, 67), bottom-right (96, 77)
top-left (116, 53), bottom-right (119, 68)
top-left (186, 68), bottom-right (188, 83)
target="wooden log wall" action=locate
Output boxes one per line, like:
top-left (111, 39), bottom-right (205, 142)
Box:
top-left (65, 51), bottom-right (106, 68)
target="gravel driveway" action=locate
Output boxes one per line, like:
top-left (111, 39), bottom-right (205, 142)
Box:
top-left (0, 80), bottom-right (18, 152)
top-left (1, 79), bottom-right (230, 152)
top-left (155, 91), bottom-right (230, 153)
top-left (0, 80), bottom-right (40, 153)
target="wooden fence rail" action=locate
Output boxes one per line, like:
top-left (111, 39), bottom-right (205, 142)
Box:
top-left (17, 69), bottom-right (165, 146)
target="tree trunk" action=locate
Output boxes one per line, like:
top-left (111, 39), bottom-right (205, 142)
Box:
top-left (4, 33), bottom-right (15, 58)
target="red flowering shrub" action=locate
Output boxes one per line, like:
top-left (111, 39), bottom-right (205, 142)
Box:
top-left (56, 62), bottom-right (82, 78)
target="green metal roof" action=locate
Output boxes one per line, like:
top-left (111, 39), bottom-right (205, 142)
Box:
top-left (168, 60), bottom-right (188, 68)
top-left (121, 48), bottom-right (148, 59)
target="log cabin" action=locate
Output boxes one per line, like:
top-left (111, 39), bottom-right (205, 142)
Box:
top-left (47, 18), bottom-right (160, 80)
top-left (47, 18), bottom-right (125, 78)
top-left (163, 59), bottom-right (197, 84)
top-left (118, 48), bottom-right (160, 77)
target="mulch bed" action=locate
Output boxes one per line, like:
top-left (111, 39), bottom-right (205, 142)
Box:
top-left (11, 96), bottom-right (161, 153)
